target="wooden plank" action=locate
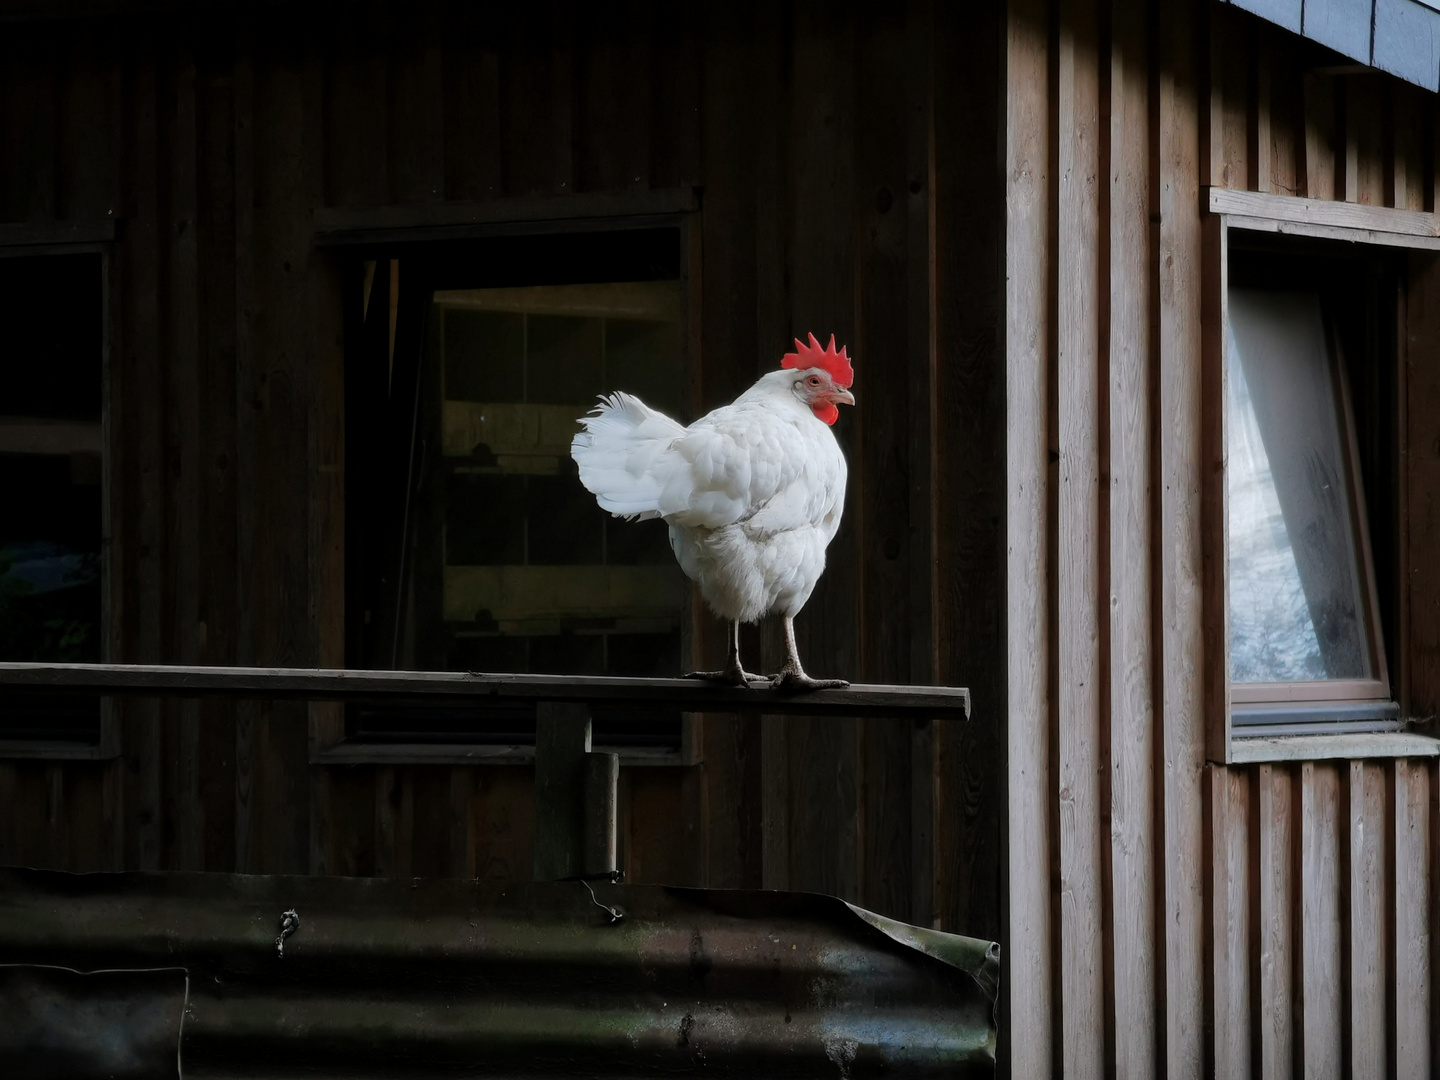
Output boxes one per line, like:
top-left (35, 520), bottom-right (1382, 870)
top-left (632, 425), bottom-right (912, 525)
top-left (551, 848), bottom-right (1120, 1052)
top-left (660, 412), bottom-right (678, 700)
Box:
top-left (1207, 184), bottom-right (1440, 235)
top-left (441, 3), bottom-right (502, 201)
top-left (1055, 1), bottom-right (1104, 1073)
top-left (387, 0), bottom-right (445, 204)
top-left (1349, 76), bottom-right (1386, 207)
top-left (624, 767), bottom-right (690, 886)
top-left (532, 701), bottom-right (591, 881)
top-left (1213, 4), bottom-right (1250, 190)
top-left (760, 715), bottom-right (790, 890)
top-left (250, 33), bottom-right (312, 874)
top-left (474, 765), bottom-right (530, 882)
top-left (448, 766), bottom-right (477, 879)
top-left (931, 0), bottom-right (1003, 945)
top-left (1156, 0), bottom-right (1208, 1071)
top-left (1347, 761), bottom-right (1388, 1079)
top-left (232, 24), bottom-right (258, 875)
top-left (195, 30), bottom-right (239, 874)
top-left (1230, 733), bottom-right (1440, 762)
top-left (699, 713), bottom-right (760, 889)
top-left (373, 764), bottom-right (414, 878)
top-left (0, 663), bottom-right (972, 717)
top-left (571, 3), bottom-right (650, 194)
top-left (784, 0), bottom-right (859, 912)
top-left (1299, 761), bottom-right (1345, 1078)
top-left (497, 6), bottom-right (572, 196)
top-left (1302, 72), bottom-right (1338, 200)
top-left (1262, 26), bottom-right (1301, 198)
top-left (164, 33), bottom-right (203, 873)
top-left (855, 1), bottom-right (915, 925)
top-left (1209, 767), bottom-right (1251, 1078)
top-left (1004, 0), bottom-right (1054, 1072)
top-left (1253, 764), bottom-right (1295, 1078)
top-left (321, 0), bottom-right (387, 207)
top-left (1200, 213), bottom-right (1231, 764)
top-left (119, 28), bottom-right (163, 872)
top-left (1105, 0), bottom-right (1155, 1073)
top-left (1392, 760), bottom-right (1432, 1077)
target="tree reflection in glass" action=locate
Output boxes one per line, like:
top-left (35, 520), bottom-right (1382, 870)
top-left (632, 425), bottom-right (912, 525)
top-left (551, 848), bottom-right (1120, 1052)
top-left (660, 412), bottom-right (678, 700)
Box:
top-left (1226, 288), bottom-right (1372, 684)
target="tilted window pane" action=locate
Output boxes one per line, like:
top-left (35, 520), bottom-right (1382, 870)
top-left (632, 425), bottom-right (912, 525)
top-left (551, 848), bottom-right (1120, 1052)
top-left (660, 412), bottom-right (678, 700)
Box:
top-left (1226, 287), bottom-right (1372, 683)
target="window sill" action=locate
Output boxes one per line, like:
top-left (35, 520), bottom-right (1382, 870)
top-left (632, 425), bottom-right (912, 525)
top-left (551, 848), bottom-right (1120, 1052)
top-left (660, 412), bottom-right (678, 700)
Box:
top-left (1228, 731), bottom-right (1440, 764)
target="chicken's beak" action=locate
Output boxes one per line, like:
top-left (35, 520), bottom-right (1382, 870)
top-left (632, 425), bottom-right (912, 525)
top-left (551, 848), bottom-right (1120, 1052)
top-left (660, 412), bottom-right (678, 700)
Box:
top-left (829, 387), bottom-right (856, 407)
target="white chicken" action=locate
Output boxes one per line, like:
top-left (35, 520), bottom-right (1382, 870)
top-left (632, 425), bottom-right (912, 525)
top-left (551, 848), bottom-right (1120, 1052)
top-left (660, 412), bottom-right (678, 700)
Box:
top-left (570, 334), bottom-right (855, 690)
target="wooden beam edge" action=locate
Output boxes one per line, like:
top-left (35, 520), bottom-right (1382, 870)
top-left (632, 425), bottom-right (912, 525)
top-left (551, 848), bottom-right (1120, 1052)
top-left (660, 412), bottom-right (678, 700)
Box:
top-left (1206, 185), bottom-right (1440, 238)
top-left (313, 188), bottom-right (702, 242)
top-left (1229, 732), bottom-right (1440, 764)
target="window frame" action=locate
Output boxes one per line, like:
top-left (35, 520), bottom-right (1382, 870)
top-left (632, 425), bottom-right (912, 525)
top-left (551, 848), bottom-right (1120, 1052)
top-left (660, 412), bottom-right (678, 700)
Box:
top-left (0, 222), bottom-right (118, 760)
top-left (309, 190), bottom-right (706, 767)
top-left (1204, 188), bottom-right (1440, 764)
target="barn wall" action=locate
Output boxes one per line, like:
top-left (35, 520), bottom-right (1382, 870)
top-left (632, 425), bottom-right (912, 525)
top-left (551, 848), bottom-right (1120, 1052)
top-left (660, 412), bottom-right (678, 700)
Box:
top-left (1007, 0), bottom-right (1440, 1076)
top-left (0, 3), bottom-right (1005, 941)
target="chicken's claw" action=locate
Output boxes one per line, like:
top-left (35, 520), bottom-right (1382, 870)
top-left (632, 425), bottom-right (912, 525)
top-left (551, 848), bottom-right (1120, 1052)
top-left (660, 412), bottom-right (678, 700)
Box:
top-left (768, 670), bottom-right (850, 693)
top-left (685, 667), bottom-right (768, 688)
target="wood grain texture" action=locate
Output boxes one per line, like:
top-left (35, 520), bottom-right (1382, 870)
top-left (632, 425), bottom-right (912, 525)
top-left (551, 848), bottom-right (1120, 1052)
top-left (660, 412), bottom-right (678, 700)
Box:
top-left (1391, 761), bottom-right (1431, 1077)
top-left (1004, 0), bottom-right (1055, 1072)
top-left (1209, 767), bottom-right (1252, 1077)
top-left (1347, 761), bottom-right (1388, 1080)
top-left (1055, 2), bottom-right (1105, 1073)
top-left (1253, 764), bottom-right (1295, 1078)
top-left (1105, 1), bottom-right (1157, 1073)
top-left (1300, 762), bottom-right (1345, 1078)
top-left (1156, 0), bottom-right (1208, 1072)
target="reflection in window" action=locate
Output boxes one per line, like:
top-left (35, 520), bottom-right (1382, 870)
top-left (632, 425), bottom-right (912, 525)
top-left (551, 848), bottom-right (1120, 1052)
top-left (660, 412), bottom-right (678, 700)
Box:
top-left (1226, 287), bottom-right (1372, 684)
top-left (429, 282), bottom-right (686, 679)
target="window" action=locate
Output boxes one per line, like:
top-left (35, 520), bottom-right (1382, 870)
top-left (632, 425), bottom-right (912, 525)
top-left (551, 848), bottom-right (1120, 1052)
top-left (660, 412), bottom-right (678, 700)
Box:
top-left (340, 227), bottom-right (692, 757)
top-left (0, 253), bottom-right (105, 750)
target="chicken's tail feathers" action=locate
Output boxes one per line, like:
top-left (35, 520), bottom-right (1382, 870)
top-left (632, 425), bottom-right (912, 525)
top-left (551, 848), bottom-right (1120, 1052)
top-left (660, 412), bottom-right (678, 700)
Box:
top-left (570, 392), bottom-right (685, 520)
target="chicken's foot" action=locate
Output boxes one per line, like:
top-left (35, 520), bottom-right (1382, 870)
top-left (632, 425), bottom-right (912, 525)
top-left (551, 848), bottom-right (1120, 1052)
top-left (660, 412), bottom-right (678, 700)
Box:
top-left (769, 616), bottom-right (850, 692)
top-left (685, 621), bottom-right (768, 688)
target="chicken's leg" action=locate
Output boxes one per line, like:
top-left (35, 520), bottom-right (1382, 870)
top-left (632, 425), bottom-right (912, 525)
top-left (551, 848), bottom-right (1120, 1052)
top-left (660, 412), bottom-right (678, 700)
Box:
top-left (770, 616), bottom-right (850, 692)
top-left (686, 620), bottom-right (767, 687)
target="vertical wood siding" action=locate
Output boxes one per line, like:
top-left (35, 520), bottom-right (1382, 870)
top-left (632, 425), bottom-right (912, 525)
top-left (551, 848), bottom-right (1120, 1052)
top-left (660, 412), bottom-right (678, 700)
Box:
top-left (0, 1), bottom-right (1003, 943)
top-left (1007, 1), bottom-right (1440, 1075)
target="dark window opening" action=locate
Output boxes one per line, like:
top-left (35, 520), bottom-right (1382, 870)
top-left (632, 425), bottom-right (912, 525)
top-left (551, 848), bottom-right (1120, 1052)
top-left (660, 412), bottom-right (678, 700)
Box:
top-left (344, 228), bottom-right (687, 752)
top-left (1226, 236), bottom-right (1400, 734)
top-left (0, 254), bottom-right (104, 743)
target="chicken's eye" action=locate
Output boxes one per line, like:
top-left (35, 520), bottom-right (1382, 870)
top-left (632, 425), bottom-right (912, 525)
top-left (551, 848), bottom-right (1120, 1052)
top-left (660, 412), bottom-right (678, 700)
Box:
top-left (807, 376), bottom-right (821, 386)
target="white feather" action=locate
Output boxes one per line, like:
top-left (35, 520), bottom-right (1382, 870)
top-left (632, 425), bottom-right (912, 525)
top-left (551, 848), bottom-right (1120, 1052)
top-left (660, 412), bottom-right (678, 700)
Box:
top-left (570, 370), bottom-right (847, 625)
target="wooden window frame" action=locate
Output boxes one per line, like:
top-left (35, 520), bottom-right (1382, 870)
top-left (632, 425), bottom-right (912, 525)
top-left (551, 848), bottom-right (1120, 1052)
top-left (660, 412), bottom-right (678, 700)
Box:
top-left (1204, 188), bottom-right (1440, 764)
top-left (0, 223), bottom-right (118, 760)
top-left (309, 190), bottom-right (705, 767)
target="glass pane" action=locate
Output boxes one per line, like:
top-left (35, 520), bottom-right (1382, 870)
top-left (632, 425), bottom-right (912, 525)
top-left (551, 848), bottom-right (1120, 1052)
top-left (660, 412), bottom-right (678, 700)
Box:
top-left (421, 281), bottom-right (686, 681)
top-left (1226, 287), bottom-right (1373, 684)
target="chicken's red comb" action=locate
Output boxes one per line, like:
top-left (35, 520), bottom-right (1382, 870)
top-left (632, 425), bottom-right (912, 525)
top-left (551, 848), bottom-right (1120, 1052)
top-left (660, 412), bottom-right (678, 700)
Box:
top-left (780, 333), bottom-right (854, 388)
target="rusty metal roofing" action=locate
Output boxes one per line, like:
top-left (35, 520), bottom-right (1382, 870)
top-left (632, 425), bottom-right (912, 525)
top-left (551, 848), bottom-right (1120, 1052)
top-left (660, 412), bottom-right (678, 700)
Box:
top-left (0, 867), bottom-right (999, 1077)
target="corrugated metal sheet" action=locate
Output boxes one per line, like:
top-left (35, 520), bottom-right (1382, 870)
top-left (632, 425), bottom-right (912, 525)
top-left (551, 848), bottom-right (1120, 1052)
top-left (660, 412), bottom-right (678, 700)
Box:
top-left (0, 867), bottom-right (998, 1077)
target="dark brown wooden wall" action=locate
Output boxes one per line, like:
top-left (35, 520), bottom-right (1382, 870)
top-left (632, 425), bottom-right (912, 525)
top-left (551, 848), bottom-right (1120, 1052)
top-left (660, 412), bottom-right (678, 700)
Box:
top-left (0, 1), bottom-right (1004, 941)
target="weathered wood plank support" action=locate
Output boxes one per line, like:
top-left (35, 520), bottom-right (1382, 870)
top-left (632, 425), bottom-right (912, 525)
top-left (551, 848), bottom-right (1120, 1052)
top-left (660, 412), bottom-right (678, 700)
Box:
top-left (533, 702), bottom-right (593, 881)
top-left (0, 663), bottom-right (971, 719)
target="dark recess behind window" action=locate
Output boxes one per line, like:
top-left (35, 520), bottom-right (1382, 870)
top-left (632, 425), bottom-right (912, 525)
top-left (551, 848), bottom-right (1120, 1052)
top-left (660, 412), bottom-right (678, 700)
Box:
top-left (0, 254), bottom-right (103, 742)
top-left (1228, 236), bottom-right (1401, 726)
top-left (344, 228), bottom-right (685, 751)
